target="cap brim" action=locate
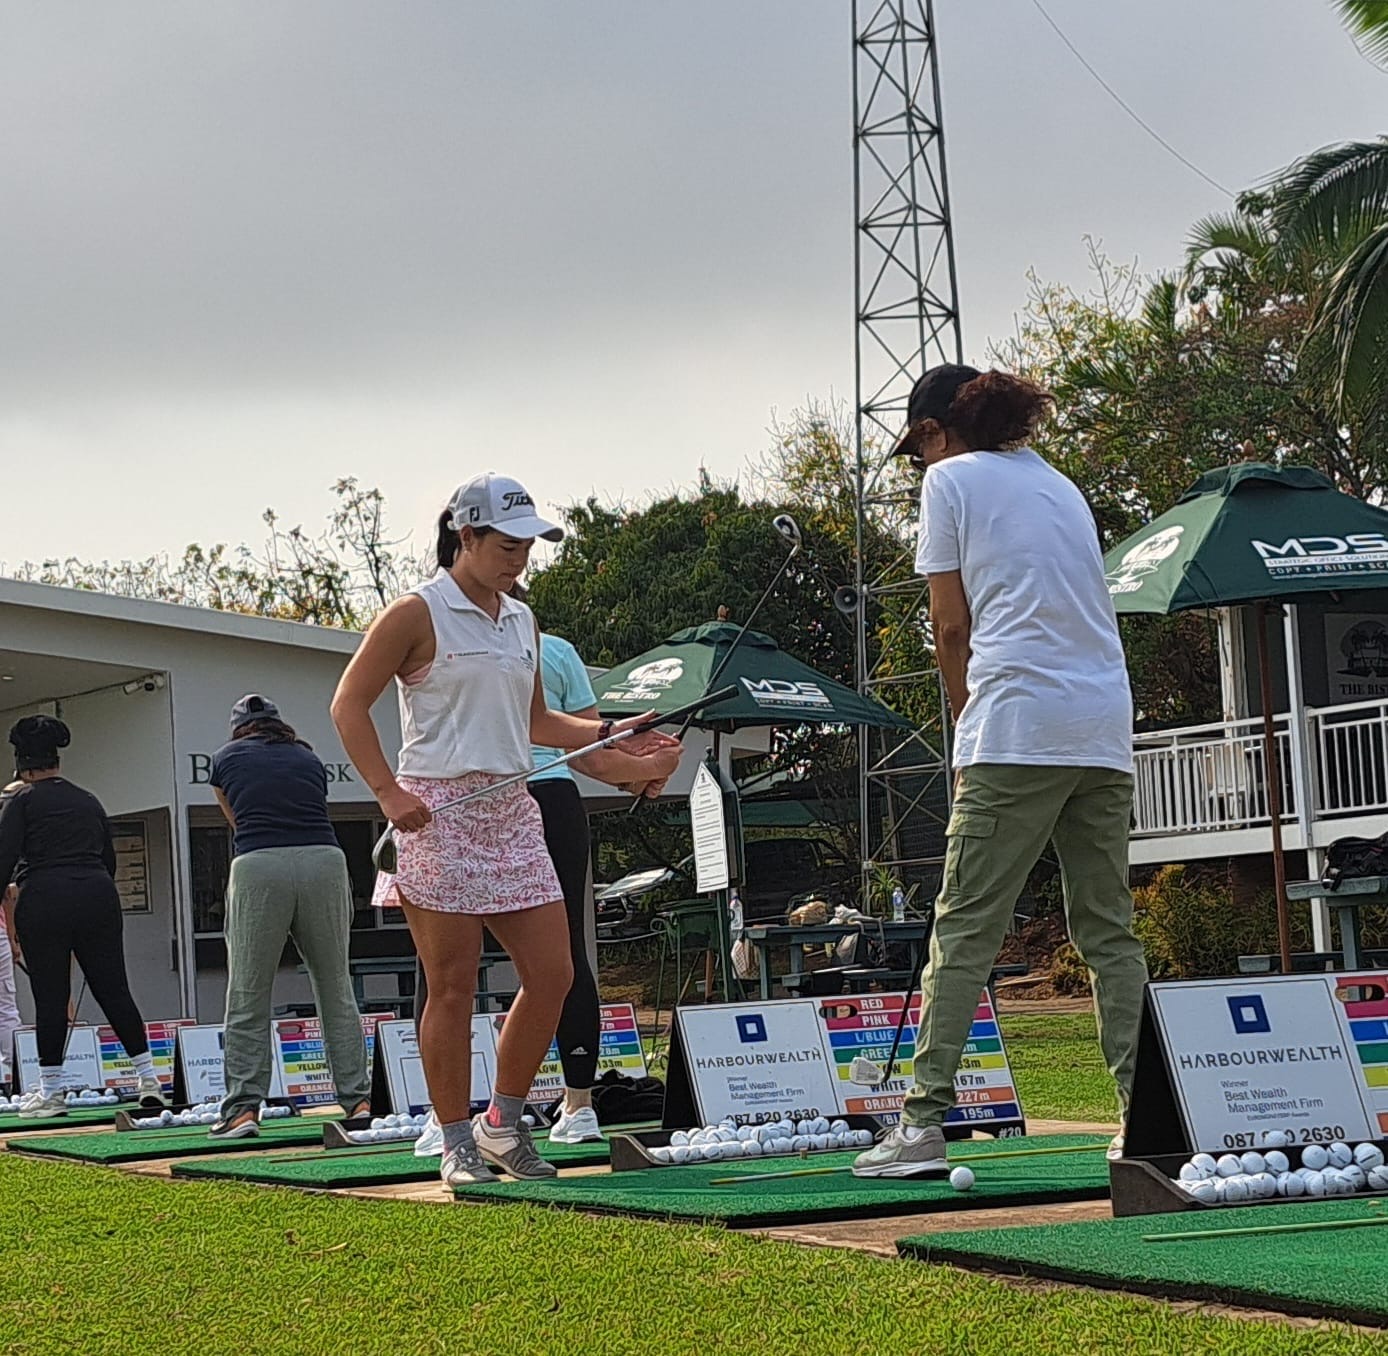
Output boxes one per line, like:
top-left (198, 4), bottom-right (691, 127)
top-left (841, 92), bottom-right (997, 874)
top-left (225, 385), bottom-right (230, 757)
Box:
top-left (498, 515), bottom-right (564, 543)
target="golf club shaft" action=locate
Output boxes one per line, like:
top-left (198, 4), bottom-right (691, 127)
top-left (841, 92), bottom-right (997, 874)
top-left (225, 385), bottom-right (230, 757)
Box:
top-left (1143, 1215), bottom-right (1388, 1244)
top-left (627, 534), bottom-right (801, 815)
top-left (374, 685), bottom-right (738, 866)
top-left (874, 940), bottom-right (930, 1091)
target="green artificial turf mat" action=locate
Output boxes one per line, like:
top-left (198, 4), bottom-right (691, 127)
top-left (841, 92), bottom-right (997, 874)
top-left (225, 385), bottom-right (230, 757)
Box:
top-left (6, 1117), bottom-right (325, 1162)
top-left (900, 1199), bottom-right (1388, 1327)
top-left (0, 1106), bottom-right (120, 1134)
top-left (451, 1133), bottom-right (1112, 1227)
top-left (172, 1131), bottom-right (615, 1187)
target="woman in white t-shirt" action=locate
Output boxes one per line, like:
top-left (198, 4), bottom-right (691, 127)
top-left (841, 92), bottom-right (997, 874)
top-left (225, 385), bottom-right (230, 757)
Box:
top-left (332, 472), bottom-right (677, 1188)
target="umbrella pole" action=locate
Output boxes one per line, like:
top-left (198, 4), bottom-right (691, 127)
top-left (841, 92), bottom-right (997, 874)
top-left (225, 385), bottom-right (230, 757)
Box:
top-left (1256, 602), bottom-right (1294, 973)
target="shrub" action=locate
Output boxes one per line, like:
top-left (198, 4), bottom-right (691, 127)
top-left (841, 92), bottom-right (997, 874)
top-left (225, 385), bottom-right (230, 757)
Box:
top-left (1048, 942), bottom-right (1092, 995)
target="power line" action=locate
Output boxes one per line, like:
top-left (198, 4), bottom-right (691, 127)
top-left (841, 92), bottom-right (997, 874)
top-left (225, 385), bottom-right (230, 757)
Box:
top-left (1028, 0), bottom-right (1234, 198)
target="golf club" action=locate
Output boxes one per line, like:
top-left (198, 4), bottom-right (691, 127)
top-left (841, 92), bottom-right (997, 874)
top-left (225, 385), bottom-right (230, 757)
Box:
top-left (371, 685), bottom-right (739, 874)
top-left (627, 514), bottom-right (804, 815)
top-left (846, 934), bottom-right (931, 1090)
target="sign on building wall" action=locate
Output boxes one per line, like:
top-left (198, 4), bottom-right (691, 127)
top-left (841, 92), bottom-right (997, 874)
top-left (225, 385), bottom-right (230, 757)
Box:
top-left (1325, 613), bottom-right (1388, 705)
top-left (109, 819), bottom-right (150, 913)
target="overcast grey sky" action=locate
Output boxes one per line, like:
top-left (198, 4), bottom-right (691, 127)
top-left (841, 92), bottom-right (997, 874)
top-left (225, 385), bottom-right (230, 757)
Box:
top-left (2, 1), bottom-right (1384, 569)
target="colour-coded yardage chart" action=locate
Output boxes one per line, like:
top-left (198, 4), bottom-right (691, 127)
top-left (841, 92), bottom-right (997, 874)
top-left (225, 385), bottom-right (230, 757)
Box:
top-left (1337, 974), bottom-right (1388, 1135)
top-left (520, 1002), bottom-right (649, 1104)
top-left (822, 988), bottom-right (1023, 1130)
top-left (97, 1019), bottom-right (191, 1091)
top-left (273, 1014), bottom-right (394, 1108)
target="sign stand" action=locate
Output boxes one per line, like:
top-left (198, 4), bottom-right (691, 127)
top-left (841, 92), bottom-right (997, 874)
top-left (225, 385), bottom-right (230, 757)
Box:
top-left (1113, 973), bottom-right (1388, 1217)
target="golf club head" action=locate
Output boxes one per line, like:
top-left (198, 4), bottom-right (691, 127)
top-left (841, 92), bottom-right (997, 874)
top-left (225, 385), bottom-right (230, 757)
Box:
top-left (371, 831), bottom-right (399, 876)
top-left (772, 513), bottom-right (802, 552)
top-left (847, 1055), bottom-right (886, 1086)
top-left (833, 585), bottom-right (860, 616)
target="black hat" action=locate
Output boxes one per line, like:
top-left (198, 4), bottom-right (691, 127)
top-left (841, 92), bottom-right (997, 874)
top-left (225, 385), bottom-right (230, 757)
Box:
top-left (891, 363), bottom-right (981, 455)
top-left (8, 714), bottom-right (71, 771)
top-left (229, 693), bottom-right (280, 736)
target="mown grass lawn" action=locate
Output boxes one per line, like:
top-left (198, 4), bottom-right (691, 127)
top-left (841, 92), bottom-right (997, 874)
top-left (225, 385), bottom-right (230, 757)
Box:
top-left (1003, 1010), bottom-right (1121, 1124)
top-left (0, 1148), bottom-right (1381, 1354)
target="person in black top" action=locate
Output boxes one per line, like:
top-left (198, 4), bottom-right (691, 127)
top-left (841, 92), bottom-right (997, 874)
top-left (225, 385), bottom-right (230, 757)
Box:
top-left (0, 715), bottom-right (166, 1117)
top-left (205, 694), bottom-right (369, 1138)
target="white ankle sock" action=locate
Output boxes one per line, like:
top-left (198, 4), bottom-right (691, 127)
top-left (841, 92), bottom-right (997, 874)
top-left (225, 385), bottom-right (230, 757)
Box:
top-left (131, 1051), bottom-right (156, 1079)
top-left (38, 1066), bottom-right (63, 1097)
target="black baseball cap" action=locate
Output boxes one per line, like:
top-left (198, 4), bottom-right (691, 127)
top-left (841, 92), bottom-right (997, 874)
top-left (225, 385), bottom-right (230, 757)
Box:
top-left (890, 363), bottom-right (981, 455)
top-left (229, 693), bottom-right (280, 735)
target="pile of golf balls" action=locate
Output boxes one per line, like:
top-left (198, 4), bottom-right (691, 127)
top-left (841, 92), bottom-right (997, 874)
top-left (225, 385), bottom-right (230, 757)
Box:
top-left (648, 1117), bottom-right (875, 1165)
top-left (0, 1088), bottom-right (121, 1112)
top-left (131, 1100), bottom-right (296, 1129)
top-left (346, 1112), bottom-right (431, 1144)
top-left (1174, 1132), bottom-right (1388, 1205)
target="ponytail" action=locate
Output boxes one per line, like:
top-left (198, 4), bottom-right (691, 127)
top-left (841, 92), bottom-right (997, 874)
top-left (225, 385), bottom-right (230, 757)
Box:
top-left (436, 511), bottom-right (461, 570)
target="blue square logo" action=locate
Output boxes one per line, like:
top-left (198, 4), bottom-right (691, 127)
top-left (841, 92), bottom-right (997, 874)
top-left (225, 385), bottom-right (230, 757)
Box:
top-left (736, 1015), bottom-right (768, 1044)
top-left (1228, 994), bottom-right (1271, 1035)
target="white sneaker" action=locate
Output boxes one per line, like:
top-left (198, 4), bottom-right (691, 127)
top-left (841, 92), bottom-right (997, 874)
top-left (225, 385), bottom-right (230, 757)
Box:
top-left (1107, 1132), bottom-right (1125, 1162)
top-left (548, 1106), bottom-right (603, 1144)
top-left (18, 1089), bottom-right (68, 1119)
top-left (414, 1110), bottom-right (443, 1158)
top-left (137, 1076), bottom-right (169, 1110)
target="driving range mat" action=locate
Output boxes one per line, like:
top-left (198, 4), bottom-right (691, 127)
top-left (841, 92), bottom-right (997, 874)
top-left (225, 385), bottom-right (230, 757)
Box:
top-left (172, 1132), bottom-right (620, 1187)
top-left (0, 1107), bottom-right (122, 1135)
top-left (5, 1118), bottom-right (325, 1163)
top-left (451, 1134), bottom-right (1112, 1227)
top-left (899, 1198), bottom-right (1388, 1328)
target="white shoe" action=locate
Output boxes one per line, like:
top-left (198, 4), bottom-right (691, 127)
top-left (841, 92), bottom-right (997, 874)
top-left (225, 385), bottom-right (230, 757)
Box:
top-left (18, 1089), bottom-right (69, 1119)
top-left (547, 1106), bottom-right (603, 1144)
top-left (1107, 1132), bottom-right (1125, 1162)
top-left (414, 1110), bottom-right (443, 1158)
top-left (137, 1076), bottom-right (169, 1109)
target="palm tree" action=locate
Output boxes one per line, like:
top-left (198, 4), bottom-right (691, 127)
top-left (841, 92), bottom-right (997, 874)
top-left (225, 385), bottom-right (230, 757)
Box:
top-left (1335, 0), bottom-right (1388, 67)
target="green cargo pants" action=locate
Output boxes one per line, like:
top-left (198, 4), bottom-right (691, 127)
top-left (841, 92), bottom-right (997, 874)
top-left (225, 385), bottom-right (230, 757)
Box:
top-left (902, 764), bottom-right (1148, 1129)
top-left (222, 844), bottom-right (370, 1117)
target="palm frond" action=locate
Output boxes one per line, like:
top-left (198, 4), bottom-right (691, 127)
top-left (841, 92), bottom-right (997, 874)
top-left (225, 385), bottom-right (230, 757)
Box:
top-left (1334, 0), bottom-right (1388, 68)
top-left (1268, 138), bottom-right (1388, 251)
top-left (1185, 211), bottom-right (1272, 264)
top-left (1140, 276), bottom-right (1181, 338)
top-left (1317, 220), bottom-right (1388, 410)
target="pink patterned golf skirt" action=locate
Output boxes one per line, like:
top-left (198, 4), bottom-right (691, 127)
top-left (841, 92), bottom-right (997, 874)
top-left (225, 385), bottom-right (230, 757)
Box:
top-left (370, 773), bottom-right (562, 915)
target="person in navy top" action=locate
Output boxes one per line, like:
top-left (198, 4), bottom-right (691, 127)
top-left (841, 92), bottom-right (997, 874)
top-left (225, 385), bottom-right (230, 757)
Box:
top-left (206, 694), bottom-right (369, 1138)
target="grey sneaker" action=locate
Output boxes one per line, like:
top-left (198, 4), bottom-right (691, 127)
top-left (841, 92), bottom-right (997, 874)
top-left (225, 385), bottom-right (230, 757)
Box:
top-left (137, 1076), bottom-right (169, 1110)
top-left (472, 1114), bottom-right (558, 1179)
top-left (17, 1089), bottom-right (68, 1120)
top-left (1106, 1132), bottom-right (1125, 1162)
top-left (851, 1122), bottom-right (949, 1178)
top-left (440, 1142), bottom-right (500, 1187)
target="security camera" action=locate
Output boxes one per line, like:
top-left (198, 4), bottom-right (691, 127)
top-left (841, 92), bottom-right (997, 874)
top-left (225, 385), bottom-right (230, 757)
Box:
top-left (123, 674), bottom-right (166, 695)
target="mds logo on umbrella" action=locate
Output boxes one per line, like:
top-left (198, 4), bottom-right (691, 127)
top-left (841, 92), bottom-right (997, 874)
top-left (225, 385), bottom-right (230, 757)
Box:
top-left (1252, 533), bottom-right (1388, 579)
top-left (741, 677), bottom-right (832, 708)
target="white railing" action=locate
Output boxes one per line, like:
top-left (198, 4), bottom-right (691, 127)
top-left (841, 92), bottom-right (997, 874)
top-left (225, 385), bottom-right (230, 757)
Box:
top-left (1132, 715), bottom-right (1294, 838)
top-left (1132, 696), bottom-right (1388, 840)
top-left (1311, 698), bottom-right (1388, 818)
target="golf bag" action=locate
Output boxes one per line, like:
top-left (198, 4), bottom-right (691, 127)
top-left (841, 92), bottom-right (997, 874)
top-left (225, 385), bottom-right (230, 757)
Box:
top-left (1322, 832), bottom-right (1388, 890)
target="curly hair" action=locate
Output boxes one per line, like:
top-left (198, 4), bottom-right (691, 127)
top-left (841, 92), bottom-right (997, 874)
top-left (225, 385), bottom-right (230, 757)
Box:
top-left (944, 371), bottom-right (1054, 451)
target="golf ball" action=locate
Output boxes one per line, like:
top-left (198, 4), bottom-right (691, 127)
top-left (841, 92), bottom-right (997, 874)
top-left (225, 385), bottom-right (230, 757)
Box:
top-left (1343, 1165), bottom-right (1368, 1192)
top-left (1221, 1176), bottom-right (1249, 1204)
top-left (1301, 1144), bottom-right (1329, 1171)
top-left (743, 1140), bottom-right (763, 1157)
top-left (830, 1120), bottom-right (849, 1136)
top-left (1323, 1168), bottom-right (1350, 1196)
top-left (1354, 1142), bottom-right (1385, 1170)
top-left (737, 1126), bottom-right (755, 1143)
top-left (1178, 1162), bottom-right (1206, 1183)
top-left (1215, 1154), bottom-right (1242, 1178)
top-left (1263, 1150), bottom-right (1290, 1175)
top-left (1186, 1177), bottom-right (1219, 1205)
top-left (1328, 1141), bottom-right (1354, 1168)
top-left (1250, 1172), bottom-right (1279, 1199)
top-left (1303, 1170), bottom-right (1327, 1197)
top-left (1189, 1153), bottom-right (1218, 1178)
top-left (669, 1131), bottom-right (689, 1147)
top-left (1277, 1171), bottom-right (1305, 1198)
top-left (1261, 1130), bottom-right (1290, 1148)
top-left (791, 1135), bottom-right (810, 1153)
top-left (1367, 1165), bottom-right (1388, 1191)
top-left (700, 1144), bottom-right (722, 1162)
top-left (650, 1146), bottom-right (671, 1164)
top-left (948, 1165), bottom-right (975, 1192)
top-left (370, 1117), bottom-right (385, 1130)
top-left (1238, 1151), bottom-right (1266, 1175)
top-left (854, 1129), bottom-right (874, 1148)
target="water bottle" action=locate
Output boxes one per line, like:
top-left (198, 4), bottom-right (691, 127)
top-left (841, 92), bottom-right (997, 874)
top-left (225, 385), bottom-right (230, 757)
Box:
top-left (891, 886), bottom-right (906, 923)
top-left (729, 887), bottom-right (745, 940)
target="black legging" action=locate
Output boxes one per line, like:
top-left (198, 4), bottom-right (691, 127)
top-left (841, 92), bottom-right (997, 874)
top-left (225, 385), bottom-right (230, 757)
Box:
top-left (412, 778), bottom-right (599, 1091)
top-left (14, 869), bottom-right (149, 1067)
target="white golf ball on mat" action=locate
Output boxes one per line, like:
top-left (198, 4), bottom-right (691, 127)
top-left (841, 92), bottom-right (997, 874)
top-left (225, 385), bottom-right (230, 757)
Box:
top-left (1367, 1165), bottom-right (1388, 1191)
top-left (1238, 1151), bottom-right (1265, 1175)
top-left (1302, 1170), bottom-right (1327, 1197)
top-left (1328, 1141), bottom-right (1354, 1168)
top-left (1343, 1165), bottom-right (1368, 1192)
top-left (1261, 1129), bottom-right (1290, 1148)
top-left (948, 1165), bottom-right (974, 1192)
top-left (1221, 1176), bottom-right (1249, 1204)
top-left (1250, 1172), bottom-right (1279, 1199)
top-left (1276, 1171), bottom-right (1305, 1198)
top-left (1263, 1150), bottom-right (1289, 1175)
top-left (1214, 1154), bottom-right (1241, 1177)
top-left (1185, 1178), bottom-right (1218, 1204)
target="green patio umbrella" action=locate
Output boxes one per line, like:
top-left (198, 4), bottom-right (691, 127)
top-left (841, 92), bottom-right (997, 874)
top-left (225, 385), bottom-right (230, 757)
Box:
top-left (592, 623), bottom-right (910, 1001)
top-left (1104, 462), bottom-right (1388, 969)
top-left (591, 622), bottom-right (913, 730)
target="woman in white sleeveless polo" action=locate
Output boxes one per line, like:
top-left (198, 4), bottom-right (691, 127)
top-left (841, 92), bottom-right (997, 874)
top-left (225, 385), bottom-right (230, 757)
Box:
top-left (331, 473), bottom-right (677, 1187)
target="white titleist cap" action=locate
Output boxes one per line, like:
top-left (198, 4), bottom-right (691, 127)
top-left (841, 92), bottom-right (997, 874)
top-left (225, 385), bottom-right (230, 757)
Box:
top-left (446, 473), bottom-right (563, 542)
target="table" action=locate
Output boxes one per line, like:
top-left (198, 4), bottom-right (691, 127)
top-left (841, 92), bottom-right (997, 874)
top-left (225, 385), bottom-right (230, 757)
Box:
top-left (742, 920), bottom-right (932, 1001)
top-left (300, 957), bottom-right (417, 1010)
top-left (1286, 877), bottom-right (1388, 970)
